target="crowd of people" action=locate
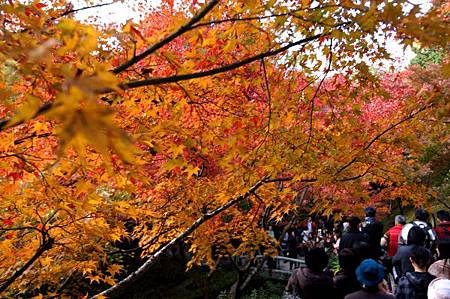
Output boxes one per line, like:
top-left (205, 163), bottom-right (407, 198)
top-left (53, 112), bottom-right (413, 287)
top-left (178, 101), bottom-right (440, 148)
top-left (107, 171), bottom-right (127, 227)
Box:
top-left (280, 208), bottom-right (450, 299)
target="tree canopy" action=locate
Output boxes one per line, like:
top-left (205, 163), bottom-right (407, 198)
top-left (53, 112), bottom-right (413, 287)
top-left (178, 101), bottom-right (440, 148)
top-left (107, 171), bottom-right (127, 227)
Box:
top-left (0, 0), bottom-right (448, 297)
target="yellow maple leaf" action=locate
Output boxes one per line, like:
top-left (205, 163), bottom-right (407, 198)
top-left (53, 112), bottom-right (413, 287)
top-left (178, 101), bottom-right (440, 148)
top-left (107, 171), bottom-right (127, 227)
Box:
top-left (88, 275), bottom-right (102, 284)
top-left (40, 256), bottom-right (53, 267)
top-left (107, 264), bottom-right (122, 277)
top-left (186, 165), bottom-right (200, 177)
top-left (8, 95), bottom-right (42, 127)
top-left (110, 231), bottom-right (122, 242)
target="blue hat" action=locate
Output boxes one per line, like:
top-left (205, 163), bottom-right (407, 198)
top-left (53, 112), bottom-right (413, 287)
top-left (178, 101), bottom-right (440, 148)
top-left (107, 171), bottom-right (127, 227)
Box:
top-left (356, 259), bottom-right (384, 287)
top-left (364, 206), bottom-right (376, 217)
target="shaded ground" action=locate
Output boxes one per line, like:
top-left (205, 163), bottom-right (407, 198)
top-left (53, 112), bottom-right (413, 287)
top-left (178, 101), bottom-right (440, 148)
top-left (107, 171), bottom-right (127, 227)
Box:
top-left (240, 278), bottom-right (285, 299)
top-left (128, 266), bottom-right (238, 299)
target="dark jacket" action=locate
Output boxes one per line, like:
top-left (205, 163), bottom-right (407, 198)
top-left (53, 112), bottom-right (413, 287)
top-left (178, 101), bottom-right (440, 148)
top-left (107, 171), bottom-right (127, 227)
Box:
top-left (392, 245), bottom-right (416, 279)
top-left (339, 230), bottom-right (369, 251)
top-left (286, 267), bottom-right (333, 299)
top-left (362, 219), bottom-right (384, 258)
top-left (334, 269), bottom-right (360, 299)
top-left (345, 290), bottom-right (395, 299)
top-left (395, 271), bottom-right (436, 299)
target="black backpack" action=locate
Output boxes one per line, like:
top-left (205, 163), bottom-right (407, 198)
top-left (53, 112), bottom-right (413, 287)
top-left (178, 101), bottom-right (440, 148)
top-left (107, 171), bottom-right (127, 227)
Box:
top-left (405, 273), bottom-right (435, 299)
top-left (412, 221), bottom-right (433, 249)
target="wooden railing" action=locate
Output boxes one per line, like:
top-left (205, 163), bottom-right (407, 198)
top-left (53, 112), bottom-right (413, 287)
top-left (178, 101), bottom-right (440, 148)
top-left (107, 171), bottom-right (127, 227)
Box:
top-left (244, 255), bottom-right (306, 280)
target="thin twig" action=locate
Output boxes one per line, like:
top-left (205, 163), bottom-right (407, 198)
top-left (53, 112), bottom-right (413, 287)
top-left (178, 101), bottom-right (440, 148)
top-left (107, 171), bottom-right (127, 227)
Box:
top-left (117, 30), bottom-right (335, 90)
top-left (261, 58), bottom-right (272, 133)
top-left (335, 103), bottom-right (433, 177)
top-left (0, 233), bottom-right (53, 293)
top-left (112, 0), bottom-right (219, 74)
top-left (302, 38), bottom-right (333, 156)
top-left (58, 2), bottom-right (116, 18)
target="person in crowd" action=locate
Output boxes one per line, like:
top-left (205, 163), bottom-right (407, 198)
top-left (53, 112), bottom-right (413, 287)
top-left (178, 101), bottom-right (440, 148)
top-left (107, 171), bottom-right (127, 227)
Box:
top-left (301, 217), bottom-right (315, 243)
top-left (281, 230), bottom-right (290, 257)
top-left (393, 226), bottom-right (428, 280)
top-left (287, 230), bottom-right (298, 270)
top-left (334, 248), bottom-right (361, 299)
top-left (345, 259), bottom-right (395, 299)
top-left (342, 216), bottom-right (350, 233)
top-left (362, 206), bottom-right (385, 259)
top-left (285, 247), bottom-right (333, 299)
top-left (427, 278), bottom-right (450, 299)
top-left (435, 210), bottom-right (450, 242)
top-left (352, 240), bottom-right (373, 264)
top-left (339, 216), bottom-right (368, 251)
top-left (381, 215), bottom-right (406, 288)
top-left (381, 215), bottom-right (406, 257)
top-left (399, 208), bottom-right (436, 250)
top-left (429, 240), bottom-right (450, 279)
top-left (395, 246), bottom-right (436, 299)
top-left (267, 225), bottom-right (275, 239)
top-left (324, 231), bottom-right (336, 253)
top-left (287, 230), bottom-right (298, 257)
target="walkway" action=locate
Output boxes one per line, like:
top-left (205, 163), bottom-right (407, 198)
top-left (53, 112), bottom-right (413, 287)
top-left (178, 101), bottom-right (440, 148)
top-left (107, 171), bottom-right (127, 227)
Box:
top-left (253, 255), bottom-right (306, 280)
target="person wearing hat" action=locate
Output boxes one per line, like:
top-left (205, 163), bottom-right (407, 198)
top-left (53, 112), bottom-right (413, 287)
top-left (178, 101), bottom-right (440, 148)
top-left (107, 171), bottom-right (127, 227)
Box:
top-left (427, 278), bottom-right (450, 299)
top-left (429, 240), bottom-right (450, 279)
top-left (345, 259), bottom-right (395, 299)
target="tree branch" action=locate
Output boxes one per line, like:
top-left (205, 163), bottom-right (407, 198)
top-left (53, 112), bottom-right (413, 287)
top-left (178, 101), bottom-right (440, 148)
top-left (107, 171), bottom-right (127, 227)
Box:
top-left (263, 177), bottom-right (295, 183)
top-left (335, 103), bottom-right (433, 177)
top-left (261, 58), bottom-right (272, 133)
top-left (90, 176), bottom-right (274, 299)
top-left (0, 27), bottom-right (345, 134)
top-left (0, 235), bottom-right (53, 293)
top-left (57, 2), bottom-right (116, 18)
top-left (0, 102), bottom-right (53, 132)
top-left (14, 132), bottom-right (52, 145)
top-left (112, 0), bottom-right (219, 74)
top-left (0, 226), bottom-right (40, 232)
top-left (190, 4), bottom-right (342, 29)
top-left (303, 38), bottom-right (333, 156)
top-left (336, 163), bottom-right (373, 182)
top-left (117, 31), bottom-right (329, 90)
top-left (435, 195), bottom-right (450, 210)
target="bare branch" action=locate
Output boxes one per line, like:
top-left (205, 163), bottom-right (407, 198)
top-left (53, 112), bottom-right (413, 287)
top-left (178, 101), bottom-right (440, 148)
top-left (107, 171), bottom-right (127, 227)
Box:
top-left (190, 4), bottom-right (342, 29)
top-left (58, 2), bottom-right (116, 18)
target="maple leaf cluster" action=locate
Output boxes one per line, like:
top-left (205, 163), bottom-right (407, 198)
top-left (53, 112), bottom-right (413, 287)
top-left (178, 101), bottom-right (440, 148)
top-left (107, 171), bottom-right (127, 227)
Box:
top-left (0, 0), bottom-right (448, 297)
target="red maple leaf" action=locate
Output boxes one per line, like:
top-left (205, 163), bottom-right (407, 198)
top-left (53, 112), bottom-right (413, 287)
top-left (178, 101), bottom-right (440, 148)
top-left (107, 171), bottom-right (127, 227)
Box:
top-left (2, 218), bottom-right (13, 226)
